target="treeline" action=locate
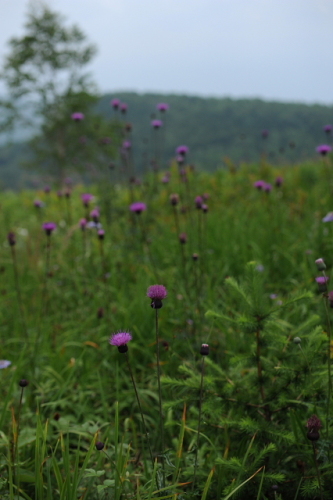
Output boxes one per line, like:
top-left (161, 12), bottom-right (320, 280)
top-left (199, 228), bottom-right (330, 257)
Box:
top-left (1, 92), bottom-right (332, 189)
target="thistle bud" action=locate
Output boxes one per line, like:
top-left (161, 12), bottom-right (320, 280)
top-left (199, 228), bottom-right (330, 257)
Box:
top-left (200, 344), bottom-right (209, 356)
top-left (315, 258), bottom-right (326, 271)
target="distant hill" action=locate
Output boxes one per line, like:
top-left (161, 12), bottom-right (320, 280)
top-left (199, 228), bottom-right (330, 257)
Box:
top-left (1, 92), bottom-right (332, 188)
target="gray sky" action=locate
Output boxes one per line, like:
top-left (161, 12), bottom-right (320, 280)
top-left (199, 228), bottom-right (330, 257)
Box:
top-left (1, 0), bottom-right (333, 104)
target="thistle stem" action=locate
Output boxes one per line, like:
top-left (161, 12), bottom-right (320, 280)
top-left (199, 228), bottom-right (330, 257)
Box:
top-left (125, 353), bottom-right (154, 469)
top-left (193, 356), bottom-right (205, 491)
top-left (155, 309), bottom-right (166, 487)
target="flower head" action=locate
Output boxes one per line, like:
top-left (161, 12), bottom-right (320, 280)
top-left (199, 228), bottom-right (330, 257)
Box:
top-left (42, 222), bottom-right (57, 236)
top-left (90, 208), bottom-right (100, 222)
top-left (122, 140), bottom-right (131, 150)
top-left (315, 258), bottom-right (326, 271)
top-left (34, 199), bottom-right (43, 208)
top-left (275, 176), bottom-right (283, 187)
top-left (79, 218), bottom-right (87, 230)
top-left (120, 102), bottom-right (128, 113)
top-left (195, 196), bottom-right (203, 209)
top-left (316, 276), bottom-right (329, 292)
top-left (200, 344), bottom-right (210, 356)
top-left (323, 124), bottom-right (332, 134)
top-left (71, 112), bottom-right (85, 121)
top-left (98, 229), bottom-right (105, 240)
top-left (44, 185), bottom-right (51, 194)
top-left (316, 144), bottom-right (332, 156)
top-left (81, 193), bottom-right (94, 207)
top-left (157, 103), bottom-right (169, 112)
top-left (0, 360), bottom-right (11, 369)
top-left (323, 212), bottom-right (333, 222)
top-left (111, 98), bottom-right (120, 109)
top-left (109, 331), bottom-right (132, 353)
top-left (306, 414), bottom-right (322, 441)
top-left (147, 284), bottom-right (167, 308)
top-left (130, 202), bottom-right (146, 214)
top-left (176, 145), bottom-right (189, 156)
top-left (151, 119), bottom-right (163, 129)
top-left (7, 232), bottom-right (16, 246)
top-left (253, 180), bottom-right (266, 190)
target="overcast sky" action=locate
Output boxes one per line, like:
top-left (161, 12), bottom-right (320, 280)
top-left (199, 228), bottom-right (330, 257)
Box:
top-left (1, 0), bottom-right (333, 104)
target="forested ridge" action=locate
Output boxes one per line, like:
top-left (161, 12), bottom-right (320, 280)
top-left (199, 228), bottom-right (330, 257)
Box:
top-left (1, 92), bottom-right (332, 188)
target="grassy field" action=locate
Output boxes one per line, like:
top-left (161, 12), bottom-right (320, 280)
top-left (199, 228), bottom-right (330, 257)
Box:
top-left (1, 156), bottom-right (333, 499)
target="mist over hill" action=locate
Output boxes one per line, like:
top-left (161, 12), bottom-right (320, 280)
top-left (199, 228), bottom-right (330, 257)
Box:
top-left (1, 92), bottom-right (332, 189)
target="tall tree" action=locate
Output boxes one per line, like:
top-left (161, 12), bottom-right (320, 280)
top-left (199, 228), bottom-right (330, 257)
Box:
top-left (0, 4), bottom-right (120, 184)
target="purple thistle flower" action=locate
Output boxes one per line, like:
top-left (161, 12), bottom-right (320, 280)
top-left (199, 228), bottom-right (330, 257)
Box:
top-left (200, 344), bottom-right (209, 356)
top-left (157, 103), bottom-right (169, 112)
top-left (322, 212), bottom-right (333, 222)
top-left (34, 199), bottom-right (43, 208)
top-left (120, 103), bottom-right (128, 114)
top-left (147, 284), bottom-right (167, 309)
top-left (195, 196), bottom-right (203, 209)
top-left (275, 176), bottom-right (283, 187)
top-left (263, 182), bottom-right (272, 193)
top-left (176, 155), bottom-right (185, 165)
top-left (253, 180), bottom-right (266, 190)
top-left (315, 276), bottom-right (329, 284)
top-left (81, 193), bottom-right (94, 207)
top-left (315, 258), bottom-right (326, 271)
top-left (111, 98), bottom-right (120, 109)
top-left (201, 203), bottom-right (208, 213)
top-left (170, 193), bottom-right (180, 206)
top-left (151, 119), bottom-right (163, 129)
top-left (316, 144), bottom-right (332, 156)
top-left (130, 202), bottom-right (146, 214)
top-left (79, 218), bottom-right (87, 230)
top-left (306, 414), bottom-right (322, 441)
top-left (161, 175), bottom-right (170, 183)
top-left (122, 140), bottom-right (131, 150)
top-left (71, 112), bottom-right (85, 121)
top-left (98, 229), bottom-right (105, 240)
top-left (323, 124), bottom-right (332, 134)
top-left (90, 208), bottom-right (100, 222)
top-left (44, 185), bottom-right (51, 194)
top-left (109, 331), bottom-right (132, 353)
top-left (179, 232), bottom-right (187, 244)
top-left (42, 222), bottom-right (57, 236)
top-left (0, 360), bottom-right (11, 369)
top-left (176, 145), bottom-right (189, 156)
top-left (7, 232), bottom-right (16, 246)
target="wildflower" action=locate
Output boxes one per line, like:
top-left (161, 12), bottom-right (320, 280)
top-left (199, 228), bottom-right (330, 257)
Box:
top-left (161, 175), bottom-right (169, 183)
top-left (95, 441), bottom-right (105, 451)
top-left (195, 196), bottom-right (203, 209)
top-left (176, 145), bottom-right (189, 156)
top-left (157, 103), bottom-right (169, 112)
top-left (170, 194), bottom-right (180, 206)
top-left (71, 112), bottom-right (85, 121)
top-left (130, 202), bottom-right (146, 214)
top-left (253, 180), bottom-right (266, 190)
top-left (201, 203), bottom-right (208, 213)
top-left (97, 229), bottom-right (105, 240)
top-left (179, 232), bottom-right (187, 244)
top-left (147, 284), bottom-right (168, 309)
top-left (151, 119), bottom-right (163, 129)
top-left (192, 253), bottom-right (199, 261)
top-left (34, 199), bottom-right (43, 208)
top-left (120, 103), bottom-right (128, 114)
top-left (263, 182), bottom-right (272, 193)
top-left (316, 144), bottom-right (332, 156)
top-left (200, 344), bottom-right (209, 356)
top-left (176, 155), bottom-right (185, 165)
top-left (275, 176), bottom-right (283, 187)
top-left (315, 258), bottom-right (326, 271)
top-left (323, 124), bottom-right (332, 134)
top-left (42, 222), bottom-right (57, 236)
top-left (79, 218), bottom-right (87, 230)
top-left (111, 98), bottom-right (120, 109)
top-left (316, 276), bottom-right (329, 292)
top-left (122, 140), bottom-right (131, 150)
top-left (306, 415), bottom-right (322, 441)
top-left (19, 379), bottom-right (29, 387)
top-left (7, 232), bottom-right (16, 246)
top-left (81, 193), bottom-right (94, 207)
top-left (90, 208), bottom-right (100, 222)
top-left (0, 360), bottom-right (11, 369)
top-left (44, 185), bottom-right (51, 194)
top-left (109, 331), bottom-right (132, 353)
top-left (322, 212), bottom-right (333, 222)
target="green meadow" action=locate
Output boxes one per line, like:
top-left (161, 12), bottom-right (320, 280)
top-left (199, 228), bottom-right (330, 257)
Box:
top-left (1, 156), bottom-right (333, 499)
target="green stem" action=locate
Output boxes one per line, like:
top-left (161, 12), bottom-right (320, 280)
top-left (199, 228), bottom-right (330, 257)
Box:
top-left (193, 356), bottom-right (205, 491)
top-left (155, 309), bottom-right (166, 488)
top-left (125, 353), bottom-right (155, 469)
